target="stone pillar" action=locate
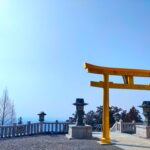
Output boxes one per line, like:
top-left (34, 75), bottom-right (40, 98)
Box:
top-left (132, 120), bottom-right (136, 133)
top-left (120, 119), bottom-right (123, 133)
top-left (67, 125), bottom-right (92, 139)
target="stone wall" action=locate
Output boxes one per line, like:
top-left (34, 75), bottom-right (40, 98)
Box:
top-left (136, 125), bottom-right (150, 138)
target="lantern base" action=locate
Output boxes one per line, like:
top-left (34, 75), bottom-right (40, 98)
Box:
top-left (66, 125), bottom-right (92, 139)
top-left (136, 125), bottom-right (150, 138)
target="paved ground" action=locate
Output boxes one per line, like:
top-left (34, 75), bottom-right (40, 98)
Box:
top-left (0, 132), bottom-right (150, 150)
top-left (0, 134), bottom-right (122, 150)
top-left (93, 132), bottom-right (150, 150)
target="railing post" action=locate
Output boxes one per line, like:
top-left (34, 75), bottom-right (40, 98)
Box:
top-left (120, 119), bottom-right (123, 133)
top-left (55, 120), bottom-right (58, 133)
top-left (44, 123), bottom-right (47, 133)
top-left (8, 125), bottom-right (12, 137)
top-left (132, 120), bottom-right (136, 133)
top-left (64, 123), bottom-right (68, 133)
top-left (27, 121), bottom-right (31, 135)
top-left (37, 123), bottom-right (40, 134)
top-left (40, 122), bottom-right (43, 133)
top-left (12, 123), bottom-right (17, 137)
top-left (48, 123), bottom-right (50, 133)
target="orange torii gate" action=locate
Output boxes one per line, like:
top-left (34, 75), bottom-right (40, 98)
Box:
top-left (84, 62), bottom-right (150, 144)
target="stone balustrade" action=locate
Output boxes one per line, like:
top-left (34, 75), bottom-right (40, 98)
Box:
top-left (111, 120), bottom-right (138, 134)
top-left (0, 121), bottom-right (69, 138)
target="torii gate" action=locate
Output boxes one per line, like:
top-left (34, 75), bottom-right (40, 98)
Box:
top-left (84, 62), bottom-right (150, 144)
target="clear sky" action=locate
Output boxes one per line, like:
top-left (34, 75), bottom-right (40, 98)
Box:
top-left (0, 0), bottom-right (150, 122)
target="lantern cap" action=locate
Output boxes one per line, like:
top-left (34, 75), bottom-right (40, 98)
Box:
top-left (73, 98), bottom-right (88, 106)
top-left (37, 111), bottom-right (47, 115)
top-left (139, 101), bottom-right (150, 108)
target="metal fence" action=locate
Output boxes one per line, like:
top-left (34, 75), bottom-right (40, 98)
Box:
top-left (0, 121), bottom-right (69, 138)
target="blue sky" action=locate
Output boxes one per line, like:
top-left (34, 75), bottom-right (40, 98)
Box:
top-left (0, 0), bottom-right (150, 121)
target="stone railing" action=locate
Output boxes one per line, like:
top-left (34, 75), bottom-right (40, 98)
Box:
top-left (0, 121), bottom-right (69, 138)
top-left (111, 120), bottom-right (136, 134)
top-left (93, 124), bottom-right (102, 131)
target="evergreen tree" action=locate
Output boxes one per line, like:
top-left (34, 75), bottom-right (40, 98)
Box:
top-left (124, 106), bottom-right (143, 122)
top-left (95, 106), bottom-right (103, 124)
top-left (85, 110), bottom-right (97, 126)
top-left (110, 106), bottom-right (122, 125)
top-left (68, 105), bottom-right (143, 130)
top-left (18, 117), bottom-right (23, 124)
top-left (120, 110), bottom-right (127, 122)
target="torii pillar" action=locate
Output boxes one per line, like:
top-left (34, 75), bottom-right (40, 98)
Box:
top-left (101, 74), bottom-right (111, 144)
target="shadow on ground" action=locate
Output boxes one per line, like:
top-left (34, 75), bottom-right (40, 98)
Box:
top-left (114, 143), bottom-right (150, 149)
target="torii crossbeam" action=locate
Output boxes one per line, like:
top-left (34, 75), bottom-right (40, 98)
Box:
top-left (84, 62), bottom-right (150, 144)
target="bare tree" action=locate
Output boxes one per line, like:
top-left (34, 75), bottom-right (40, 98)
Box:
top-left (10, 102), bottom-right (16, 124)
top-left (0, 89), bottom-right (16, 125)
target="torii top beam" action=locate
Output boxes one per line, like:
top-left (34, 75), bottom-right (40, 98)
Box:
top-left (84, 63), bottom-right (150, 77)
top-left (84, 63), bottom-right (150, 90)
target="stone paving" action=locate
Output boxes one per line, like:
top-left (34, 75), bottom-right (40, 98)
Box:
top-left (93, 132), bottom-right (150, 150)
top-left (0, 134), bottom-right (123, 150)
top-left (0, 132), bottom-right (150, 150)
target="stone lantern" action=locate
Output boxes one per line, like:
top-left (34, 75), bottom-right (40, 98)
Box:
top-left (37, 111), bottom-right (46, 122)
top-left (66, 98), bottom-right (92, 139)
top-left (139, 101), bottom-right (150, 126)
top-left (136, 101), bottom-right (150, 138)
top-left (73, 98), bottom-right (87, 126)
